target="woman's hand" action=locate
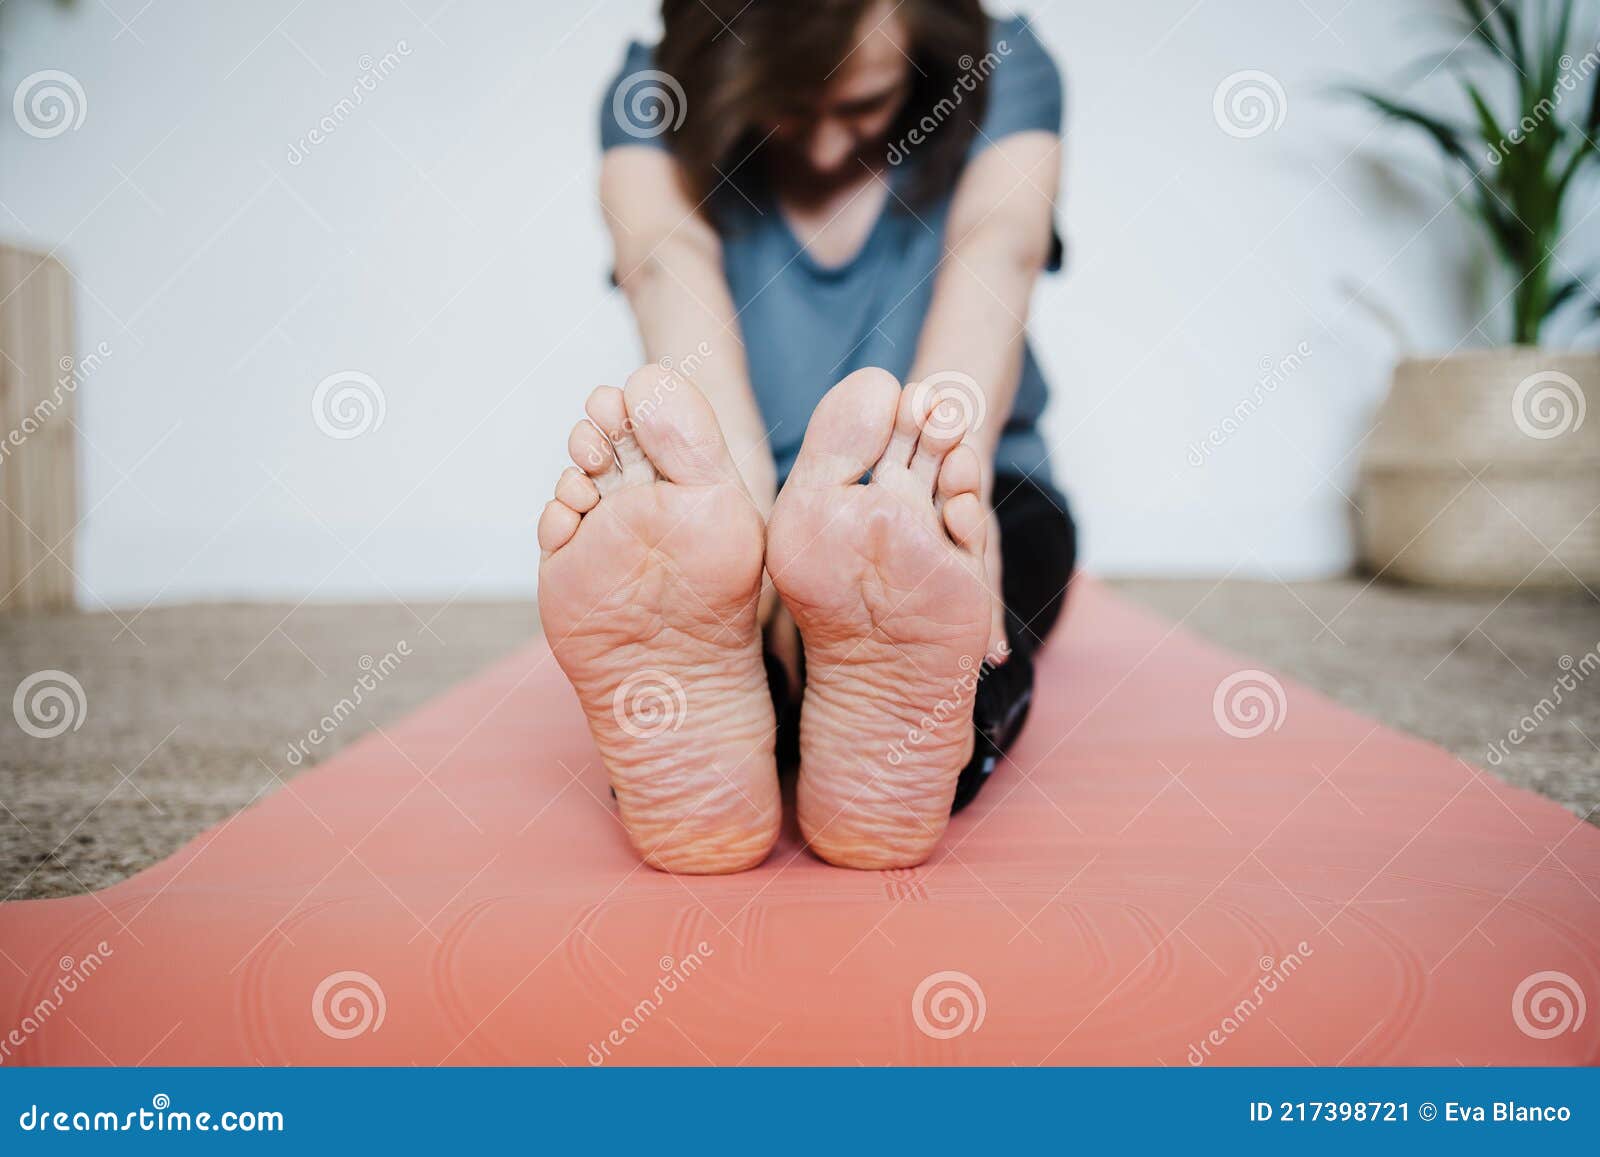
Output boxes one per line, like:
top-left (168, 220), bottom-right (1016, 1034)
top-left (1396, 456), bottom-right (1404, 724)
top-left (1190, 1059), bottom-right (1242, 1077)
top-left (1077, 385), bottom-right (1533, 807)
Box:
top-left (900, 133), bottom-right (1062, 667)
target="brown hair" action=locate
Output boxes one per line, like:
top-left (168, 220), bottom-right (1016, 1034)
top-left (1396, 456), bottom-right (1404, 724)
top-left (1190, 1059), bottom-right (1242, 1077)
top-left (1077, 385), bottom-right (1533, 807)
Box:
top-left (656, 0), bottom-right (990, 212)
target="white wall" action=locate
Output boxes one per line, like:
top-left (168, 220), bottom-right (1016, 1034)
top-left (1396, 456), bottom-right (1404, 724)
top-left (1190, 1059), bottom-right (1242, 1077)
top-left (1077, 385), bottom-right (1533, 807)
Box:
top-left (3, 0), bottom-right (1592, 606)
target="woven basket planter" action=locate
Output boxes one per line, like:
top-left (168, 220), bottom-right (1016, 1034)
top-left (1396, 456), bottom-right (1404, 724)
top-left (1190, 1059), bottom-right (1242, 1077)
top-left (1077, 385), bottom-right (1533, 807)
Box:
top-left (1358, 347), bottom-right (1599, 588)
top-left (0, 245), bottom-right (78, 612)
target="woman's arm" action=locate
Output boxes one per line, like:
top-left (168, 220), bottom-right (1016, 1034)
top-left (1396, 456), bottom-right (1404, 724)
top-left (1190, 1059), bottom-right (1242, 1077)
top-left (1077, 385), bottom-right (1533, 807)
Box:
top-left (600, 147), bottom-right (779, 516)
top-left (905, 130), bottom-right (1062, 657)
top-left (907, 131), bottom-right (1060, 470)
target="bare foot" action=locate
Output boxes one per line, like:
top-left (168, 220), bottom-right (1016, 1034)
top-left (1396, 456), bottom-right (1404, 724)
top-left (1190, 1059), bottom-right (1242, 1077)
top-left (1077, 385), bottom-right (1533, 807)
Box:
top-left (536, 367), bottom-right (780, 874)
top-left (767, 368), bottom-right (991, 869)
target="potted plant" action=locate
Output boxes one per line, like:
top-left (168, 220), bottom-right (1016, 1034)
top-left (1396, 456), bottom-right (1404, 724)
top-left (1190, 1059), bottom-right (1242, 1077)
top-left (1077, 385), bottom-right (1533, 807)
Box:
top-left (1351, 0), bottom-right (1599, 587)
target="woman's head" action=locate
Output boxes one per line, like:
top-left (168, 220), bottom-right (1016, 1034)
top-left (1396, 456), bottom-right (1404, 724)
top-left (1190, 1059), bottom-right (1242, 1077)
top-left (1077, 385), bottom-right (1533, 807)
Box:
top-left (657, 0), bottom-right (988, 207)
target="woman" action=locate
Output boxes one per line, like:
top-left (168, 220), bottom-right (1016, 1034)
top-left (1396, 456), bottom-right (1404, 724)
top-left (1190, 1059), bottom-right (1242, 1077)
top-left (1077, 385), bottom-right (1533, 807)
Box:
top-left (536, 0), bottom-right (1075, 874)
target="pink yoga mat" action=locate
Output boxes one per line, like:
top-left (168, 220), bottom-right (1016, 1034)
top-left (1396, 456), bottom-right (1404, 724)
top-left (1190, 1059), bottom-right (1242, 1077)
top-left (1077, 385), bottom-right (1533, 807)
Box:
top-left (1, 583), bottom-right (1596, 1065)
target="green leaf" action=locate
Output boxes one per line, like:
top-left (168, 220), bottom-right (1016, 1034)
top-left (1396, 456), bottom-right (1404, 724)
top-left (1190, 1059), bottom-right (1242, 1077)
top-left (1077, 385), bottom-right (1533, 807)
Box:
top-left (1544, 274), bottom-right (1595, 318)
top-left (1471, 182), bottom-right (1529, 265)
top-left (1346, 88), bottom-right (1476, 169)
top-left (1551, 141), bottom-right (1593, 206)
top-left (1589, 52), bottom-right (1600, 136)
top-left (1494, 3), bottom-right (1527, 78)
top-left (1545, 0), bottom-right (1575, 99)
top-left (1457, 0), bottom-right (1518, 67)
top-left (1462, 80), bottom-right (1506, 149)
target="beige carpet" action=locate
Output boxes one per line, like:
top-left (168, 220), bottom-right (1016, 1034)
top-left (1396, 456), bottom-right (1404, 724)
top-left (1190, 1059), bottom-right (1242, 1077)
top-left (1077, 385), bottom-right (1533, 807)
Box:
top-left (1, 578), bottom-right (1595, 901)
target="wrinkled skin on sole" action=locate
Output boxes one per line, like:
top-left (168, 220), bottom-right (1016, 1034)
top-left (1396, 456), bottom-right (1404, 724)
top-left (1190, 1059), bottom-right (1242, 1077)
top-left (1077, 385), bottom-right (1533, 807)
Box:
top-left (768, 368), bottom-right (992, 869)
top-left (537, 369), bottom-right (780, 874)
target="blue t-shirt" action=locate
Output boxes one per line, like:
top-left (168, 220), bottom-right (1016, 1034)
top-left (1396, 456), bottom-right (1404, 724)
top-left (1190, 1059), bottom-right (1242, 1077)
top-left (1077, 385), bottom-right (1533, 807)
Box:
top-left (600, 14), bottom-right (1063, 483)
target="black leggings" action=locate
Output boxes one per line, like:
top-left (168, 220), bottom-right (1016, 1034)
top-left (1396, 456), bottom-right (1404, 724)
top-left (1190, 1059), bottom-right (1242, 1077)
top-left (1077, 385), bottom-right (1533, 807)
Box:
top-left (767, 473), bottom-right (1078, 812)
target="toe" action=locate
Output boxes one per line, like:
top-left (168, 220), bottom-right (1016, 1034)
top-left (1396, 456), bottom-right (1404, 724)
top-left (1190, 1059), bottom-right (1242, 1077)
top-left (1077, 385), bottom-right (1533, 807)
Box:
top-left (909, 394), bottom-right (971, 492)
top-left (786, 366), bottom-right (901, 488)
top-left (555, 466), bottom-right (600, 513)
top-left (623, 364), bottom-right (744, 487)
top-left (585, 385), bottom-right (657, 487)
top-left (537, 498), bottom-right (582, 554)
top-left (879, 380), bottom-right (922, 472)
top-left (936, 443), bottom-right (983, 505)
top-left (569, 420), bottom-right (622, 491)
top-left (941, 491), bottom-right (987, 555)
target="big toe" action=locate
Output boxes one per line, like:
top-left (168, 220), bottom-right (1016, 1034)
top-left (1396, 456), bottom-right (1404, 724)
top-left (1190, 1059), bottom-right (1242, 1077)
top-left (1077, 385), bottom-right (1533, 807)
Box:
top-left (585, 385), bottom-right (655, 488)
top-left (623, 364), bottom-right (743, 487)
top-left (786, 366), bottom-right (902, 488)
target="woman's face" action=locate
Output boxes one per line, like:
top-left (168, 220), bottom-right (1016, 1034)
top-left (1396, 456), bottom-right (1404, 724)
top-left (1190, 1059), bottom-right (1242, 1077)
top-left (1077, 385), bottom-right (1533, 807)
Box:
top-left (766, 0), bottom-right (912, 192)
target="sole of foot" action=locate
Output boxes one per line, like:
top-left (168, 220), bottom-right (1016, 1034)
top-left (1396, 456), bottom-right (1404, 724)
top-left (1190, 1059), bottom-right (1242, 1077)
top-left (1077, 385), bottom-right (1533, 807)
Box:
top-left (767, 368), bottom-right (991, 870)
top-left (536, 366), bottom-right (780, 874)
